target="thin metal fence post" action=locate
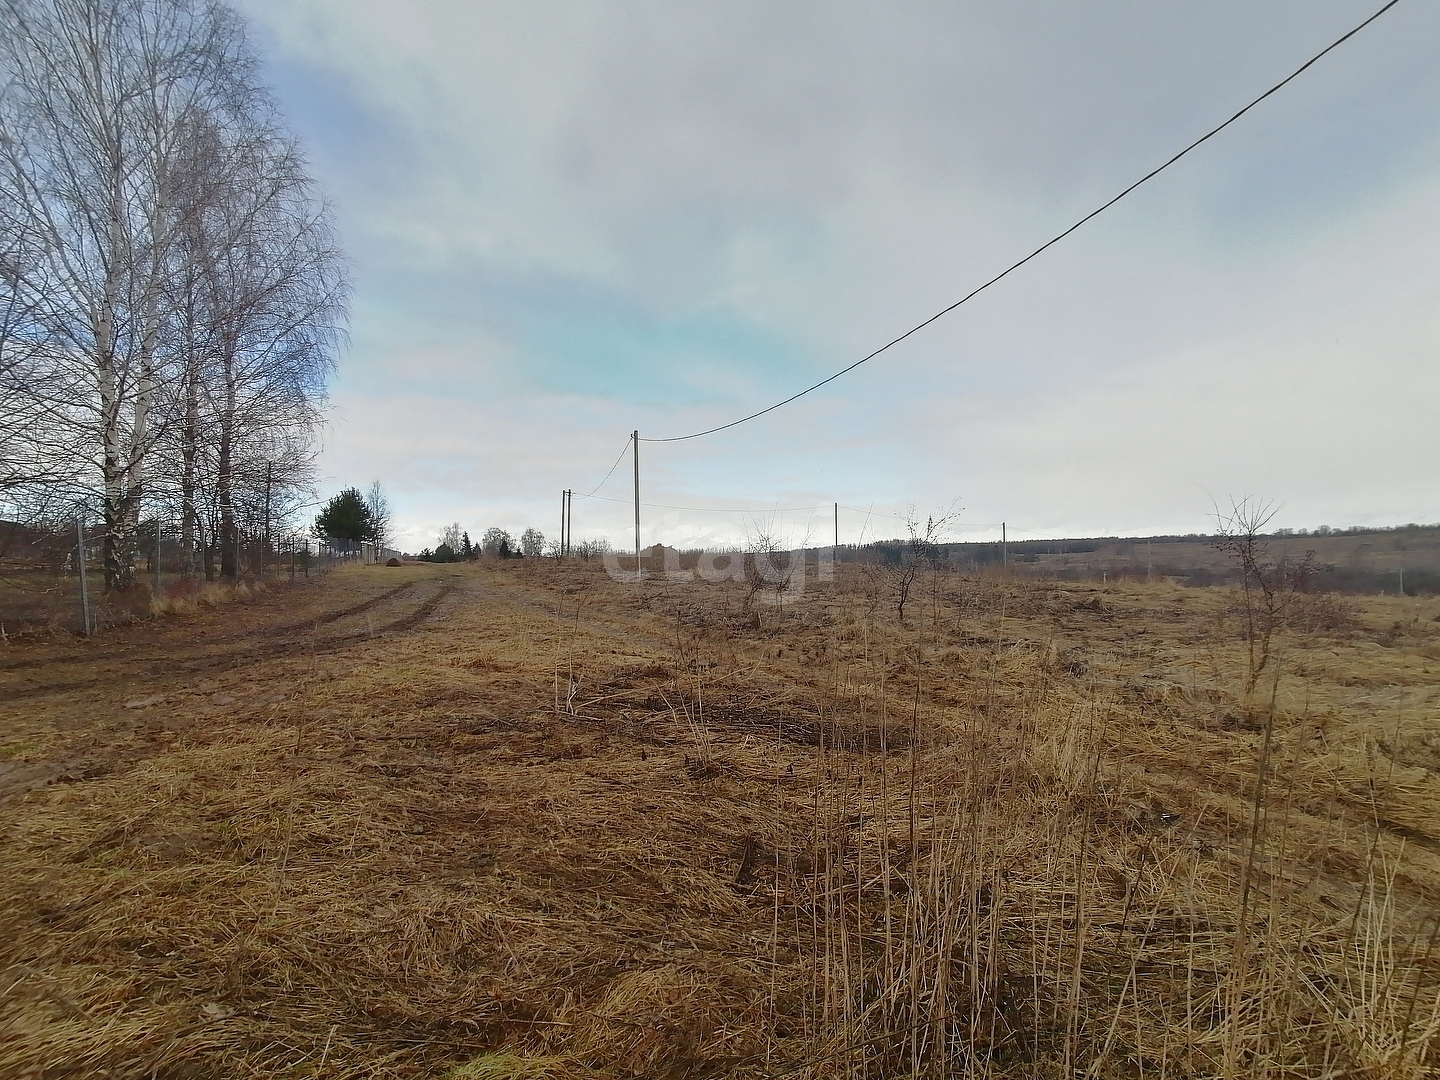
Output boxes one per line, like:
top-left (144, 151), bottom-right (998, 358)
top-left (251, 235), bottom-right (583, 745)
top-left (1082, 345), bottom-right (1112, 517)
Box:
top-left (76, 515), bottom-right (92, 636)
top-left (264, 462), bottom-right (272, 577)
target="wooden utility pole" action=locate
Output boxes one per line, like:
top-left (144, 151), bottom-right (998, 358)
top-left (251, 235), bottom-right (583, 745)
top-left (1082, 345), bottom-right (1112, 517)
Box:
top-left (560, 489), bottom-right (568, 558)
top-left (1002, 522), bottom-right (1007, 569)
top-left (834, 502), bottom-right (839, 551)
top-left (632, 430), bottom-right (641, 577)
top-left (76, 516), bottom-right (91, 636)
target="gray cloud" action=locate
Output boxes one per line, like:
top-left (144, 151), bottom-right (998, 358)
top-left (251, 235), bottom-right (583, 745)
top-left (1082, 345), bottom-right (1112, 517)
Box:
top-left (238, 0), bottom-right (1440, 549)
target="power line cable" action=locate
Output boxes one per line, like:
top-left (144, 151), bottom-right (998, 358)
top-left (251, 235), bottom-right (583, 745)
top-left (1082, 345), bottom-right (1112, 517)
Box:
top-left (836, 504), bottom-right (1007, 529)
top-left (580, 493), bottom-right (824, 514)
top-left (574, 435), bottom-right (634, 500)
top-left (640, 0), bottom-right (1402, 444)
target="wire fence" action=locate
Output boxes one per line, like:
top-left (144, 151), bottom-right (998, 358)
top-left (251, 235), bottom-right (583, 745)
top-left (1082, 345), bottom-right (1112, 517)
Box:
top-left (0, 517), bottom-right (361, 637)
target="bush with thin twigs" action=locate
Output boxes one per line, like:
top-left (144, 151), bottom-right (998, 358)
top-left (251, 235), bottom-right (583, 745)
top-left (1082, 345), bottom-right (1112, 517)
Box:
top-left (1213, 497), bottom-right (1320, 706)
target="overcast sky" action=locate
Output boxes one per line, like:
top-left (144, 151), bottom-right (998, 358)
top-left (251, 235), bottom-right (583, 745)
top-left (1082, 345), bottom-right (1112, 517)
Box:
top-left (235, 0), bottom-right (1439, 552)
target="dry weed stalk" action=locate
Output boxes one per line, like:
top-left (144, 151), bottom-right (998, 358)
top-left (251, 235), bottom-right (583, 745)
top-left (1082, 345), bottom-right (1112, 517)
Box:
top-left (776, 564), bottom-right (1439, 1079)
top-left (2, 561), bottom-right (1438, 1078)
top-left (1213, 497), bottom-right (1317, 706)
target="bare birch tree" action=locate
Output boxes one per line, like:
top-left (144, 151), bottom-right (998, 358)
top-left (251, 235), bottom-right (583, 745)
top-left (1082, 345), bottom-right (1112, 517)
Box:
top-left (1, 0), bottom-right (251, 586)
top-left (365, 480), bottom-right (390, 559)
top-left (191, 135), bottom-right (343, 578)
top-left (0, 0), bottom-right (346, 587)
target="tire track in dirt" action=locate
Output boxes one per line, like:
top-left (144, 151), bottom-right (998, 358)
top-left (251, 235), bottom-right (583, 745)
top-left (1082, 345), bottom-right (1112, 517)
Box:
top-left (1, 581), bottom-right (463, 800)
top-left (1, 580), bottom-right (450, 700)
top-left (375, 584), bottom-right (455, 633)
top-left (278, 580), bottom-right (418, 634)
top-left (0, 580), bottom-right (420, 674)
top-left (2, 579), bottom-right (645, 747)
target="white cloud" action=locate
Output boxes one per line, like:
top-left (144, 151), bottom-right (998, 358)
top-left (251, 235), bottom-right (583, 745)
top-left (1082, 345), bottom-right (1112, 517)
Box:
top-left (237, 0), bottom-right (1440, 547)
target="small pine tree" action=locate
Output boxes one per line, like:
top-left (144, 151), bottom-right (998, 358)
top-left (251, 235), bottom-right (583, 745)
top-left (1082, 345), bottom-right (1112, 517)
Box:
top-left (313, 488), bottom-right (375, 544)
top-left (462, 531), bottom-right (472, 558)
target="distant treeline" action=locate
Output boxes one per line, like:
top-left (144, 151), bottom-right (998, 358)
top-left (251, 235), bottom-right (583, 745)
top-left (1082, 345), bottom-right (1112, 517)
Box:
top-left (1157, 563), bottom-right (1436, 596)
top-left (841, 521), bottom-right (1440, 564)
top-left (794, 522), bottom-right (1440, 596)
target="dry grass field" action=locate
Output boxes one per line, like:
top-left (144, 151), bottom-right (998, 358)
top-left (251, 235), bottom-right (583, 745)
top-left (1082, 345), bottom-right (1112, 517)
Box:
top-left (2, 559), bottom-right (1438, 1079)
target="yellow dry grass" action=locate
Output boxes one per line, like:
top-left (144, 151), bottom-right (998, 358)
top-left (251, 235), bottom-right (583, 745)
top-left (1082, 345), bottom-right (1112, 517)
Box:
top-left (0, 559), bottom-right (1437, 1078)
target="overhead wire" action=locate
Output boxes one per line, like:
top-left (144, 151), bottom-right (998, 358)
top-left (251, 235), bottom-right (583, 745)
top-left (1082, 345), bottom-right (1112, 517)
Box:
top-left (836, 504), bottom-right (1006, 528)
top-left (565, 1), bottom-right (1402, 537)
top-left (574, 435), bottom-right (634, 500)
top-left (570, 493), bottom-right (1018, 531)
top-left (638, 0), bottom-right (1403, 444)
top-left (579, 493), bottom-right (824, 514)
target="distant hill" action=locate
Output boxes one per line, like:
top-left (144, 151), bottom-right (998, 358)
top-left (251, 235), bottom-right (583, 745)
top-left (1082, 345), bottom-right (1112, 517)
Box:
top-left (835, 523), bottom-right (1440, 596)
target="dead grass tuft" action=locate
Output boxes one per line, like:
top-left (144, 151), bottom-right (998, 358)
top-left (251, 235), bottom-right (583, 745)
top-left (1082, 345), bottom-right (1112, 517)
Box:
top-left (1, 561), bottom-right (1437, 1077)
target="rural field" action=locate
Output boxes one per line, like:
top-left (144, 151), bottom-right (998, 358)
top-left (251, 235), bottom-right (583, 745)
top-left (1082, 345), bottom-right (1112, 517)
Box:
top-left (2, 559), bottom-right (1439, 1079)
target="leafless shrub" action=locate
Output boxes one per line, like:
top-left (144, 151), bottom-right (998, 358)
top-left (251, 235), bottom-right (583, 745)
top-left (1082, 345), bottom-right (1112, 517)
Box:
top-left (574, 537), bottom-right (612, 562)
top-left (742, 515), bottom-right (810, 614)
top-left (891, 501), bottom-right (960, 624)
top-left (1213, 496), bottom-right (1317, 703)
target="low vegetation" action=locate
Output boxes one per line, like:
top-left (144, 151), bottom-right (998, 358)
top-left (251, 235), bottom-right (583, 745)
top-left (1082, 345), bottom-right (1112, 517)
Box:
top-left (1, 557), bottom-right (1437, 1077)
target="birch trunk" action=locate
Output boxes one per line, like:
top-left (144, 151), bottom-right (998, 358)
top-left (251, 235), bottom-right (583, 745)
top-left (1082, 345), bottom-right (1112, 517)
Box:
top-left (217, 349), bottom-right (236, 579)
top-left (97, 156), bottom-right (132, 590)
top-left (180, 353), bottom-right (199, 574)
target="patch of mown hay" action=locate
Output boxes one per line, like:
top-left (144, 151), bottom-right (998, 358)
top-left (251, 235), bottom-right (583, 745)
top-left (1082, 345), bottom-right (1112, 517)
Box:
top-left (2, 562), bottom-right (1438, 1077)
